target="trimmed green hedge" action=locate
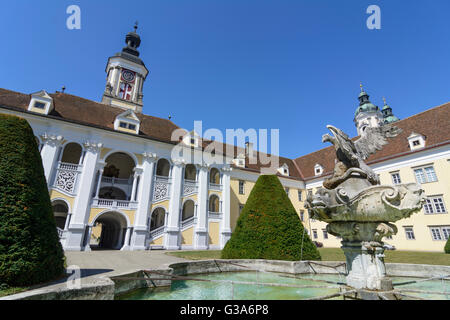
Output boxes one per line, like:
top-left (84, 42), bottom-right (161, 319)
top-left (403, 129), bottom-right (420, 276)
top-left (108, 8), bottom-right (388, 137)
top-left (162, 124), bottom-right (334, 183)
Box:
top-left (222, 175), bottom-right (320, 261)
top-left (445, 237), bottom-right (450, 254)
top-left (0, 114), bottom-right (65, 287)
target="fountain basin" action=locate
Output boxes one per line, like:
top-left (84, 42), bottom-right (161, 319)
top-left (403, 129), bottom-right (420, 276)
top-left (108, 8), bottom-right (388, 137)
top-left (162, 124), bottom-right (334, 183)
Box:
top-left (111, 259), bottom-right (450, 300)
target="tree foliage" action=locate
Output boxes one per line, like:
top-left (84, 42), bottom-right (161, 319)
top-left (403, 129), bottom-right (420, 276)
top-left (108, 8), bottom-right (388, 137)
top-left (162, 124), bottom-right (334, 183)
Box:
top-left (0, 114), bottom-right (65, 287)
top-left (222, 175), bottom-right (320, 261)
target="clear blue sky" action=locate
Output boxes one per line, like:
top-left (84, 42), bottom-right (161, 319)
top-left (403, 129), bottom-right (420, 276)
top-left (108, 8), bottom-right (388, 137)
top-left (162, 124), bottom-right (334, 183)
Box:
top-left (1, 1), bottom-right (449, 159)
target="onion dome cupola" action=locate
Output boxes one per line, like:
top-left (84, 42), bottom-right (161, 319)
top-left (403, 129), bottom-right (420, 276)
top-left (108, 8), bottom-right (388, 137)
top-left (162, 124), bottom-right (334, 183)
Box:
top-left (101, 22), bottom-right (149, 114)
top-left (382, 97), bottom-right (400, 124)
top-left (353, 83), bottom-right (383, 136)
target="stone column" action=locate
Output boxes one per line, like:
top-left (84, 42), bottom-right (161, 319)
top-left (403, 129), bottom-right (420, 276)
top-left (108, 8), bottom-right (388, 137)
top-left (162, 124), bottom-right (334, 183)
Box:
top-left (83, 225), bottom-right (93, 252)
top-left (64, 141), bottom-right (103, 251)
top-left (121, 227), bottom-right (132, 251)
top-left (220, 166), bottom-right (232, 248)
top-left (130, 167), bottom-right (142, 202)
top-left (40, 133), bottom-right (64, 185)
top-left (131, 152), bottom-right (157, 250)
top-left (165, 159), bottom-right (184, 250)
top-left (93, 164), bottom-right (106, 199)
top-left (194, 163), bottom-right (209, 249)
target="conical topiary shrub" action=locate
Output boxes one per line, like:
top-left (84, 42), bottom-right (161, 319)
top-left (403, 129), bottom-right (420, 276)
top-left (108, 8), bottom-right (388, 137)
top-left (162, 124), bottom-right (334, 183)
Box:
top-left (0, 114), bottom-right (65, 287)
top-left (445, 236), bottom-right (450, 254)
top-left (222, 175), bottom-right (320, 261)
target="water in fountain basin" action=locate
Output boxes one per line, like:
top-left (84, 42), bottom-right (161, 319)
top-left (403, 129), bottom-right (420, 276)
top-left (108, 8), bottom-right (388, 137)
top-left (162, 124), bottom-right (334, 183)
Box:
top-left (115, 271), bottom-right (450, 300)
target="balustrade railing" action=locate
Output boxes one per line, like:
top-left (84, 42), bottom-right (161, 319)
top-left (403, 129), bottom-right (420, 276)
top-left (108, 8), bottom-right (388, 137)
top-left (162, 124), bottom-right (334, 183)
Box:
top-left (53, 161), bottom-right (83, 195)
top-left (208, 211), bottom-right (223, 219)
top-left (56, 227), bottom-right (65, 238)
top-left (101, 176), bottom-right (132, 185)
top-left (153, 175), bottom-right (171, 202)
top-left (209, 183), bottom-right (223, 191)
top-left (150, 225), bottom-right (165, 239)
top-left (183, 179), bottom-right (198, 196)
top-left (181, 216), bottom-right (195, 229)
top-left (92, 198), bottom-right (138, 210)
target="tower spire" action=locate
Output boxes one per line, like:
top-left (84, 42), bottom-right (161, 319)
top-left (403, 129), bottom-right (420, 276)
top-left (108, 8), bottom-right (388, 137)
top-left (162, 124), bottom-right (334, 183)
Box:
top-left (101, 26), bottom-right (149, 113)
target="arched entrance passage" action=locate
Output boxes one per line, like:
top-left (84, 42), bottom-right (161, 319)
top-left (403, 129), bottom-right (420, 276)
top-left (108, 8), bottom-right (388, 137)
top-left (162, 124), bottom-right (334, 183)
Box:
top-left (92, 211), bottom-right (129, 250)
top-left (52, 200), bottom-right (69, 237)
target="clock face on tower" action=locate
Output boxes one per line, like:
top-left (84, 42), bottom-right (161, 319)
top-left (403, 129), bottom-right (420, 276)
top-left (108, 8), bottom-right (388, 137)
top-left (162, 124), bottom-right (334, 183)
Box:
top-left (121, 69), bottom-right (136, 83)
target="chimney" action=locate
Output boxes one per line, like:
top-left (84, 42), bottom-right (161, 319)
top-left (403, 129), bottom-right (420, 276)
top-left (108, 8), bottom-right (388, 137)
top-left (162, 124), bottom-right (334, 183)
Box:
top-left (245, 142), bottom-right (254, 160)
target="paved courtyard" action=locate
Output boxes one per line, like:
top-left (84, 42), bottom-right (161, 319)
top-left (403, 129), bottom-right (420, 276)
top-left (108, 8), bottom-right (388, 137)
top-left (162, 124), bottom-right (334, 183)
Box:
top-left (65, 250), bottom-right (190, 278)
top-left (15, 250), bottom-right (191, 294)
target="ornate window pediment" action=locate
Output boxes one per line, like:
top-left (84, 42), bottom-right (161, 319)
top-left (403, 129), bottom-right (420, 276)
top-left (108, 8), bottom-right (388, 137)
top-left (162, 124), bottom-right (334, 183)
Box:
top-left (28, 90), bottom-right (54, 115)
top-left (114, 110), bottom-right (140, 134)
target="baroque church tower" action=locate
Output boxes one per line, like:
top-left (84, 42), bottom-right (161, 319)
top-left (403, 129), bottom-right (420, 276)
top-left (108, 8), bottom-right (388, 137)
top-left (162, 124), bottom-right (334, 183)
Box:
top-left (101, 23), bottom-right (149, 113)
top-left (353, 84), bottom-right (383, 136)
top-left (353, 84), bottom-right (400, 136)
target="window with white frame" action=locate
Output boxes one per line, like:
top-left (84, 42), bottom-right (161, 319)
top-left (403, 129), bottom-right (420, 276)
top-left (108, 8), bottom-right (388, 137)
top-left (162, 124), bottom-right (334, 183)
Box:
top-left (298, 190), bottom-right (303, 201)
top-left (312, 229), bottom-right (318, 239)
top-left (114, 110), bottom-right (140, 134)
top-left (322, 229), bottom-right (328, 239)
top-left (414, 166), bottom-right (437, 184)
top-left (238, 180), bottom-right (245, 195)
top-left (33, 101), bottom-right (46, 109)
top-left (429, 226), bottom-right (450, 241)
top-left (391, 172), bottom-right (401, 185)
top-left (404, 227), bottom-right (415, 240)
top-left (300, 210), bottom-right (304, 221)
top-left (314, 164), bottom-right (324, 176)
top-left (423, 196), bottom-right (447, 214)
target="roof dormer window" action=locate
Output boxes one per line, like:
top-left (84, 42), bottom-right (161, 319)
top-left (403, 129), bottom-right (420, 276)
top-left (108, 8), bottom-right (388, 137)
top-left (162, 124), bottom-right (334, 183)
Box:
top-left (314, 163), bottom-right (324, 176)
top-left (33, 101), bottom-right (46, 109)
top-left (277, 163), bottom-right (289, 176)
top-left (408, 132), bottom-right (426, 151)
top-left (28, 90), bottom-right (54, 115)
top-left (182, 130), bottom-right (201, 148)
top-left (114, 110), bottom-right (140, 134)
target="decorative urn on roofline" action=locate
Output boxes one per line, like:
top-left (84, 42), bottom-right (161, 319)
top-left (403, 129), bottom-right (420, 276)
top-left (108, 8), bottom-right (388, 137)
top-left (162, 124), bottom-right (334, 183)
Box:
top-left (306, 124), bottom-right (426, 291)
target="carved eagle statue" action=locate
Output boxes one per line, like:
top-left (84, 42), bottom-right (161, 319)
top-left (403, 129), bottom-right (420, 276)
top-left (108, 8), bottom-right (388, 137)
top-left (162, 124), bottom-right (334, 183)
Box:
top-left (321, 124), bottom-right (402, 189)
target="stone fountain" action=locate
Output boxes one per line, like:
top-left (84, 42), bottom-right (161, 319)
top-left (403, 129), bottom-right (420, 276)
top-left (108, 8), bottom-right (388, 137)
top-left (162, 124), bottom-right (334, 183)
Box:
top-left (306, 124), bottom-right (425, 292)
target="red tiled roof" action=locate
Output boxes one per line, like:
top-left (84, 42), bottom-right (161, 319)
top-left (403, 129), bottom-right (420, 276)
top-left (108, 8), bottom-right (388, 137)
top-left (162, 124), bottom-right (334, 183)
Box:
top-left (1, 88), bottom-right (449, 182)
top-left (294, 102), bottom-right (450, 180)
top-left (0, 88), bottom-right (183, 145)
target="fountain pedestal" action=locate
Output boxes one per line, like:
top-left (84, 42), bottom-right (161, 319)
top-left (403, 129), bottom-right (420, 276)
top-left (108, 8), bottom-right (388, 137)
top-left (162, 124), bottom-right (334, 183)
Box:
top-left (307, 178), bottom-right (425, 292)
top-left (341, 242), bottom-right (391, 290)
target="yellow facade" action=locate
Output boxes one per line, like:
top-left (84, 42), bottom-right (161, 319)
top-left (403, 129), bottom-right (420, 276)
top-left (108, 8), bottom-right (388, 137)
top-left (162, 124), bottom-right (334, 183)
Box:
top-left (308, 157), bottom-right (450, 252)
top-left (150, 236), bottom-right (164, 245)
top-left (181, 227), bottom-right (194, 245)
top-left (87, 207), bottom-right (136, 226)
top-left (229, 177), bottom-right (310, 233)
top-left (49, 189), bottom-right (75, 209)
top-left (208, 222), bottom-right (220, 245)
top-left (150, 200), bottom-right (170, 212)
